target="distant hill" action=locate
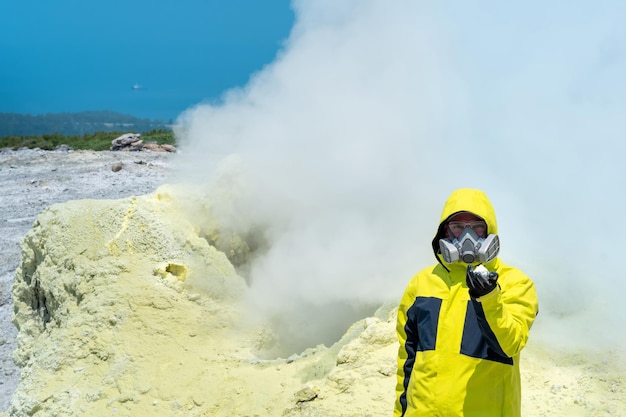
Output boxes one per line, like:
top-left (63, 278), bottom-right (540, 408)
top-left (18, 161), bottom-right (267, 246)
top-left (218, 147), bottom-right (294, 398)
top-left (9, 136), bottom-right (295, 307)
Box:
top-left (0, 111), bottom-right (170, 137)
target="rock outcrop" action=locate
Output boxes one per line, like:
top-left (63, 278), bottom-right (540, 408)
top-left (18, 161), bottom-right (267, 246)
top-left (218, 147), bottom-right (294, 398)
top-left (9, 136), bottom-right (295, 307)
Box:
top-left (111, 133), bottom-right (176, 152)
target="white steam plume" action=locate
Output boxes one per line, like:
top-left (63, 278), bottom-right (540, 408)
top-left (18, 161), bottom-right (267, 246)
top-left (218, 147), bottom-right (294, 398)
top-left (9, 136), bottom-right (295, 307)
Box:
top-left (173, 0), bottom-right (626, 355)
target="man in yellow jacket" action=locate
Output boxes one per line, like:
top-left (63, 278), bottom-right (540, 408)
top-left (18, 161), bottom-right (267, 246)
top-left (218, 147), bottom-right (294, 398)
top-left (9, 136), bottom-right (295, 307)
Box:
top-left (395, 188), bottom-right (538, 417)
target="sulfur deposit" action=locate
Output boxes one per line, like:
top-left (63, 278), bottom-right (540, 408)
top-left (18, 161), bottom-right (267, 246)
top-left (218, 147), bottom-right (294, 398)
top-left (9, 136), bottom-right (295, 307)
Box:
top-left (3, 183), bottom-right (626, 416)
top-left (3, 186), bottom-right (398, 417)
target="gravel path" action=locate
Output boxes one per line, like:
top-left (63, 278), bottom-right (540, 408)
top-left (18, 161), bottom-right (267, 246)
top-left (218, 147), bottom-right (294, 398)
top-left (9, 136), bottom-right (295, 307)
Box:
top-left (0, 148), bottom-right (175, 411)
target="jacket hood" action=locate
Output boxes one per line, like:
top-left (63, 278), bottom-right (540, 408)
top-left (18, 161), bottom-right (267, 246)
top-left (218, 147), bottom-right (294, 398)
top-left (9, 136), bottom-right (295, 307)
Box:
top-left (431, 188), bottom-right (499, 270)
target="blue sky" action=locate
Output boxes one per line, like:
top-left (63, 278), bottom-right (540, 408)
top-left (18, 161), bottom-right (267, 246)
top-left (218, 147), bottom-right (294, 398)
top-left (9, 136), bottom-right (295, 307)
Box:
top-left (0, 0), bottom-right (294, 121)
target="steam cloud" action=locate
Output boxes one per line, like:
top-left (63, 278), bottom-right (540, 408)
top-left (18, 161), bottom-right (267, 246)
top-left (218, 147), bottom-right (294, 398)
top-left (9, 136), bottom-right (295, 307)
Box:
top-left (173, 0), bottom-right (626, 354)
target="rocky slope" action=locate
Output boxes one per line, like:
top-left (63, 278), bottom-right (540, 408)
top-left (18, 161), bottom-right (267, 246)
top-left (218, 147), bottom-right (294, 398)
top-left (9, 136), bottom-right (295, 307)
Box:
top-left (1, 149), bottom-right (625, 416)
top-left (0, 148), bottom-right (173, 412)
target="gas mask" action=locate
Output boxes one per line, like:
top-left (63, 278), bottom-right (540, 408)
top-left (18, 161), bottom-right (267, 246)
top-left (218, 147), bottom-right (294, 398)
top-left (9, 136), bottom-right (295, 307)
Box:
top-left (439, 226), bottom-right (500, 264)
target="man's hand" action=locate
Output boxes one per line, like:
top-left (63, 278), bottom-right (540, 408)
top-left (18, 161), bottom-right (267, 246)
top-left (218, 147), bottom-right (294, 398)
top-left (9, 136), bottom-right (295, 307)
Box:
top-left (466, 264), bottom-right (498, 298)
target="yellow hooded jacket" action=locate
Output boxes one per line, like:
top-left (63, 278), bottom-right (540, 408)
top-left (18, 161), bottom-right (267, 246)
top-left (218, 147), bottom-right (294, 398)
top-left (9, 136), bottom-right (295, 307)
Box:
top-left (394, 189), bottom-right (538, 417)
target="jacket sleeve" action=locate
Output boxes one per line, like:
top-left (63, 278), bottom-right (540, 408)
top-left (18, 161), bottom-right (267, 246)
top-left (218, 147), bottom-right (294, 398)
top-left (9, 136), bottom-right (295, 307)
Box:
top-left (394, 279), bottom-right (418, 417)
top-left (472, 268), bottom-right (538, 358)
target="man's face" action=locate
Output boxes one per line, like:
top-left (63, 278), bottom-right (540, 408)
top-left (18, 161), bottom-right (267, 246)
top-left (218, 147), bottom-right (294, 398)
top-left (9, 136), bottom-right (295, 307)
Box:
top-left (446, 212), bottom-right (487, 238)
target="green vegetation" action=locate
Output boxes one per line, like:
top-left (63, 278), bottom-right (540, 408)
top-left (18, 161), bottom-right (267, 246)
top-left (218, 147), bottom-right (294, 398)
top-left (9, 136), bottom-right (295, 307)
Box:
top-left (0, 111), bottom-right (170, 137)
top-left (0, 129), bottom-right (176, 151)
